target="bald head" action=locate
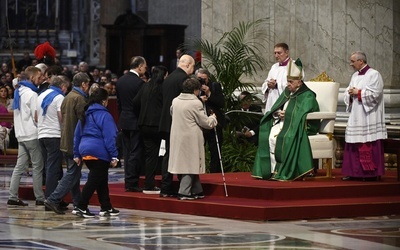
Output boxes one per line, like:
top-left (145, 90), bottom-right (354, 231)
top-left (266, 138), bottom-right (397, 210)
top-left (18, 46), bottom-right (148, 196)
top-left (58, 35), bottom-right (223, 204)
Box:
top-left (178, 55), bottom-right (195, 75)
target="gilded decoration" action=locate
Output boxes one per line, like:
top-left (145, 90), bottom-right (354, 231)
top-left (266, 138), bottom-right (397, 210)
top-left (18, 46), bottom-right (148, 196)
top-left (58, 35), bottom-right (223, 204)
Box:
top-left (309, 71), bottom-right (334, 82)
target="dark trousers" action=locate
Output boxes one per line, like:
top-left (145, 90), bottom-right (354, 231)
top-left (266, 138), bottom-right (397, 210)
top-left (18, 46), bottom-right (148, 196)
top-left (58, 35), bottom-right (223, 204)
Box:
top-left (141, 126), bottom-right (161, 190)
top-left (39, 137), bottom-right (63, 197)
top-left (122, 129), bottom-right (143, 189)
top-left (160, 135), bottom-right (175, 194)
top-left (78, 159), bottom-right (112, 211)
top-left (204, 126), bottom-right (223, 173)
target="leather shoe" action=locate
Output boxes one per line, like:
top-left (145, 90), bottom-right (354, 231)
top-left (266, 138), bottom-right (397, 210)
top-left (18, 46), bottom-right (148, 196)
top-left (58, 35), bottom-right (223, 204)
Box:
top-left (362, 177), bottom-right (378, 182)
top-left (341, 176), bottom-right (353, 181)
top-left (125, 186), bottom-right (142, 192)
top-left (59, 200), bottom-right (69, 208)
top-left (35, 200), bottom-right (45, 206)
top-left (44, 200), bottom-right (65, 214)
top-left (160, 192), bottom-right (178, 198)
top-left (7, 199), bottom-right (28, 206)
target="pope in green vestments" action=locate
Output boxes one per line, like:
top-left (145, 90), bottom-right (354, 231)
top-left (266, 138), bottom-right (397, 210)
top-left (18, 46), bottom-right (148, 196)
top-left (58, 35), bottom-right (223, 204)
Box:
top-left (252, 59), bottom-right (320, 181)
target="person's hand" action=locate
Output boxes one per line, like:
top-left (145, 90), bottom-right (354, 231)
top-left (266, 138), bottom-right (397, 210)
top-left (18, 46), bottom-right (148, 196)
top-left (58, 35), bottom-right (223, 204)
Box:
top-left (201, 84), bottom-right (210, 96)
top-left (348, 87), bottom-right (358, 96)
top-left (110, 158), bottom-right (119, 168)
top-left (200, 95), bottom-right (208, 103)
top-left (277, 110), bottom-right (285, 119)
top-left (267, 79), bottom-right (277, 89)
top-left (73, 157), bottom-right (81, 166)
top-left (244, 131), bottom-right (252, 137)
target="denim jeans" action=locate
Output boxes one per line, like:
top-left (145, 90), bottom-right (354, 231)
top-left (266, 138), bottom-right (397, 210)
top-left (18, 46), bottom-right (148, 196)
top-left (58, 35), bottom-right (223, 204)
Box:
top-left (46, 152), bottom-right (81, 206)
top-left (39, 137), bottom-right (63, 198)
top-left (9, 139), bottom-right (45, 201)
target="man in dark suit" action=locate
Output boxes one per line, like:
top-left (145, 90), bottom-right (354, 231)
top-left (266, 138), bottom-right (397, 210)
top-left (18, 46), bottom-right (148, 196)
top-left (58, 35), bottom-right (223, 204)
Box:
top-left (236, 91), bottom-right (263, 145)
top-left (116, 56), bottom-right (147, 192)
top-left (169, 47), bottom-right (184, 73)
top-left (159, 54), bottom-right (195, 197)
top-left (195, 68), bottom-right (226, 173)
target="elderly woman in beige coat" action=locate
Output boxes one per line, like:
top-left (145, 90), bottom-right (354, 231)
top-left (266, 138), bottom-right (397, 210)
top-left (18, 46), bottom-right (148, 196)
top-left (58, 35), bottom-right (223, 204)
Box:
top-left (168, 78), bottom-right (218, 200)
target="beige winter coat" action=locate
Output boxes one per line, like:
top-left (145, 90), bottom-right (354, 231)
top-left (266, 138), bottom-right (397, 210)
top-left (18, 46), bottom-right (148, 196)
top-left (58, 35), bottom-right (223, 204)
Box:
top-left (168, 93), bottom-right (218, 174)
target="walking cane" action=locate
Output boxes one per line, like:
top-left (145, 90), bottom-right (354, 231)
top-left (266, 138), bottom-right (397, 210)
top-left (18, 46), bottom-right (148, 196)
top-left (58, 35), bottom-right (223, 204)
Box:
top-left (214, 126), bottom-right (228, 197)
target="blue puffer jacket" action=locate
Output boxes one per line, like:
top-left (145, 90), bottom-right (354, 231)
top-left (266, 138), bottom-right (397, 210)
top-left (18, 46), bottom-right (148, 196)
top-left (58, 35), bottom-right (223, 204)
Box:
top-left (73, 103), bottom-right (118, 162)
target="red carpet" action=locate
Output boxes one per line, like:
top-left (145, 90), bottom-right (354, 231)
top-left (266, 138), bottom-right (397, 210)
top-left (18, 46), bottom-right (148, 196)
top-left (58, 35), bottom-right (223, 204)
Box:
top-left (19, 169), bottom-right (400, 221)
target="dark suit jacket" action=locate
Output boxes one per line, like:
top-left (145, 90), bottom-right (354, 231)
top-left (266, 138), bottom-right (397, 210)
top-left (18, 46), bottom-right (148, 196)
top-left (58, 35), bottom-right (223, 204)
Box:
top-left (116, 71), bottom-right (144, 130)
top-left (169, 58), bottom-right (179, 73)
top-left (159, 68), bottom-right (188, 136)
top-left (202, 81), bottom-right (225, 128)
top-left (133, 80), bottom-right (163, 128)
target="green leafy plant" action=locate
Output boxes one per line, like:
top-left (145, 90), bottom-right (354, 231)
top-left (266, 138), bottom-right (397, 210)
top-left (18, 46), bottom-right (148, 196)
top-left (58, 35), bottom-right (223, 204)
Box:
top-left (192, 18), bottom-right (269, 110)
top-left (192, 19), bottom-right (269, 173)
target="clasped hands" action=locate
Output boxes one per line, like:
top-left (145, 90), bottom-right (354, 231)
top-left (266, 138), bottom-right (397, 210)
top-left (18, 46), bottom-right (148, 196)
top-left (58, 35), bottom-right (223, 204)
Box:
top-left (267, 79), bottom-right (277, 89)
top-left (348, 87), bottom-right (359, 96)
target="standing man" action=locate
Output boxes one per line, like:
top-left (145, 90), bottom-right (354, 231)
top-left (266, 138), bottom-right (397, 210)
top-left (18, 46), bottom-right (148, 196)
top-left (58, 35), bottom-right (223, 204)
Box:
top-left (116, 56), bottom-right (147, 192)
top-left (169, 47), bottom-right (184, 73)
top-left (252, 59), bottom-right (320, 181)
top-left (261, 43), bottom-right (304, 112)
top-left (44, 72), bottom-right (90, 214)
top-left (37, 76), bottom-right (70, 199)
top-left (8, 66), bottom-right (45, 206)
top-left (341, 51), bottom-right (387, 181)
top-left (195, 68), bottom-right (225, 173)
top-left (159, 54), bottom-right (195, 197)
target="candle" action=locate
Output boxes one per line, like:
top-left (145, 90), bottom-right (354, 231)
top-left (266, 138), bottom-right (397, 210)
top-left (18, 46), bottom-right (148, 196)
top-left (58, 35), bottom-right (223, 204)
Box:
top-left (16, 0), bottom-right (18, 15)
top-left (37, 0), bottom-right (39, 15)
top-left (46, 0), bottom-right (48, 16)
top-left (6, 0), bottom-right (8, 17)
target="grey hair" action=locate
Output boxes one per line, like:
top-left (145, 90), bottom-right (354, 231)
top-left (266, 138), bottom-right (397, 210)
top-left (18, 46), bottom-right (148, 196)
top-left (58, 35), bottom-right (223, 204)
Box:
top-left (72, 72), bottom-right (90, 87)
top-left (352, 51), bottom-right (367, 63)
top-left (182, 78), bottom-right (201, 93)
top-left (195, 68), bottom-right (211, 78)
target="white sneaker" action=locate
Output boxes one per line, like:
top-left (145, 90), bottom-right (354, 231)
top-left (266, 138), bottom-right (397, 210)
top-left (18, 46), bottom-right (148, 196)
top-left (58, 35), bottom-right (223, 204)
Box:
top-left (71, 206), bottom-right (79, 215)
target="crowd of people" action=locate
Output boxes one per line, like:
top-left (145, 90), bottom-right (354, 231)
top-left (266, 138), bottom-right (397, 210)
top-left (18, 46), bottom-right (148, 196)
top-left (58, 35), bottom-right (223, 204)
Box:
top-left (1, 41), bottom-right (387, 216)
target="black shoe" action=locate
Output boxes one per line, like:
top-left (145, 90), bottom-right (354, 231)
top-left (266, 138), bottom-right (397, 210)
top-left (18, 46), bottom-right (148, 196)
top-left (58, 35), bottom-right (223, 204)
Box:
top-left (193, 192), bottom-right (205, 199)
top-left (125, 186), bottom-right (142, 192)
top-left (341, 176), bottom-right (353, 181)
top-left (159, 192), bottom-right (178, 198)
top-left (59, 200), bottom-right (69, 208)
top-left (177, 194), bottom-right (196, 200)
top-left (44, 200), bottom-right (65, 214)
top-left (362, 177), bottom-right (378, 182)
top-left (143, 187), bottom-right (161, 194)
top-left (7, 199), bottom-right (28, 206)
top-left (35, 200), bottom-right (45, 206)
top-left (75, 208), bottom-right (95, 218)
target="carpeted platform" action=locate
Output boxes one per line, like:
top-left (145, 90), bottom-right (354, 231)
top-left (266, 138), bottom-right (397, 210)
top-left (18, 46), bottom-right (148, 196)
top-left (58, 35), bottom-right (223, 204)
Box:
top-left (18, 169), bottom-right (400, 221)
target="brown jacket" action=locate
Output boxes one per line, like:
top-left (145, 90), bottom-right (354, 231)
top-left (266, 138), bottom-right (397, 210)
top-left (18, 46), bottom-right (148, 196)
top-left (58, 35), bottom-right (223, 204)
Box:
top-left (60, 88), bottom-right (87, 155)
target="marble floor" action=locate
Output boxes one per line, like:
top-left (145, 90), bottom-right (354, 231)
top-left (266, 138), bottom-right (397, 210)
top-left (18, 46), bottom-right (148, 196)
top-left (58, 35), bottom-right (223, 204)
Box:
top-left (0, 166), bottom-right (399, 250)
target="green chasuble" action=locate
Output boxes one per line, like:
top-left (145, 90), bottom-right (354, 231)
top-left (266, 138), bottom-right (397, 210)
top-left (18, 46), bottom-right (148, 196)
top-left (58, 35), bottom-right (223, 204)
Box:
top-left (251, 83), bottom-right (320, 181)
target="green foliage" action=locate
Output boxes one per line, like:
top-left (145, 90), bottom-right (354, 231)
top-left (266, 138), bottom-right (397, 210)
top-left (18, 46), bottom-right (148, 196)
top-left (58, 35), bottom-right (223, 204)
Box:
top-left (221, 130), bottom-right (258, 172)
top-left (192, 18), bottom-right (269, 110)
top-left (193, 19), bottom-right (269, 173)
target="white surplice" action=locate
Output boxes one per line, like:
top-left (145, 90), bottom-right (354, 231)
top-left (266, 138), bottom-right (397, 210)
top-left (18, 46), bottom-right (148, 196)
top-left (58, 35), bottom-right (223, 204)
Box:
top-left (344, 67), bottom-right (387, 143)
